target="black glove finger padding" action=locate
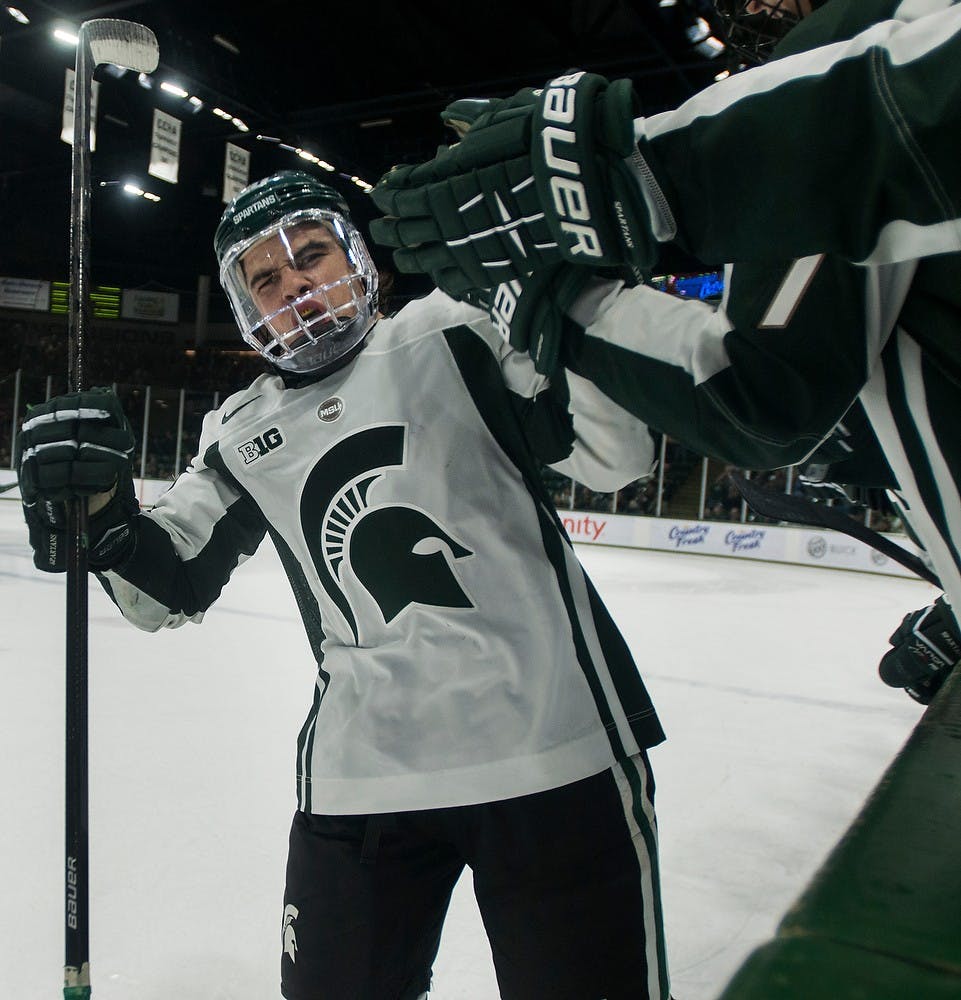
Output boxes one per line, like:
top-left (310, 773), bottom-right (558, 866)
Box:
top-left (371, 106), bottom-right (532, 210)
top-left (367, 211), bottom-right (441, 250)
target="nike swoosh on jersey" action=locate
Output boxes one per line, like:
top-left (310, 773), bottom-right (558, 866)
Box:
top-left (221, 396), bottom-right (263, 424)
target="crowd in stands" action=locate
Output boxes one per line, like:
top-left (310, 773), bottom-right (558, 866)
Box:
top-left (0, 313), bottom-right (904, 535)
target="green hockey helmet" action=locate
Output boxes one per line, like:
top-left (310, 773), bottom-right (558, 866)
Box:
top-left (215, 171), bottom-right (379, 374)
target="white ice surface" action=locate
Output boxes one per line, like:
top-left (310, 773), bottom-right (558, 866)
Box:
top-left (0, 500), bottom-right (930, 999)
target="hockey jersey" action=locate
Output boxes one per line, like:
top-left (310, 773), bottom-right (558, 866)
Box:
top-left (100, 290), bottom-right (664, 814)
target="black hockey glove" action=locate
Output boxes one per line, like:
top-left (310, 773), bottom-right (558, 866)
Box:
top-left (23, 476), bottom-right (140, 573)
top-left (878, 597), bottom-right (961, 704)
top-left (17, 388), bottom-right (139, 572)
top-left (370, 71), bottom-right (667, 298)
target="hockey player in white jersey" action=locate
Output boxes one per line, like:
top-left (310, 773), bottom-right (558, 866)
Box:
top-left (17, 171), bottom-right (671, 999)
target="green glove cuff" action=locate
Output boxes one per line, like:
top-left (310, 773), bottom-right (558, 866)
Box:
top-left (22, 466), bottom-right (139, 574)
top-left (489, 263), bottom-right (596, 375)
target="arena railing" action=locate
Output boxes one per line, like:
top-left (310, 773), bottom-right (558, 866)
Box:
top-left (0, 368), bottom-right (901, 534)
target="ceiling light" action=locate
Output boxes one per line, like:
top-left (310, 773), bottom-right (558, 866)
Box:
top-left (137, 72), bottom-right (153, 90)
top-left (6, 6), bottom-right (29, 24)
top-left (189, 96), bottom-right (204, 109)
top-left (53, 27), bottom-right (79, 46)
top-left (231, 117), bottom-right (249, 132)
top-left (120, 182), bottom-right (161, 202)
top-left (161, 81), bottom-right (189, 98)
top-left (212, 34), bottom-right (240, 55)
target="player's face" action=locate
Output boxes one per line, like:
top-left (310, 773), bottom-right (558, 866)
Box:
top-left (241, 222), bottom-right (359, 335)
top-left (744, 0), bottom-right (811, 16)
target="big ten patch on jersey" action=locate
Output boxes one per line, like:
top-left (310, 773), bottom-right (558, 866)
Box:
top-left (237, 426), bottom-right (285, 464)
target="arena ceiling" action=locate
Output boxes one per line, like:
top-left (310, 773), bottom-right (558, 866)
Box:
top-left (0, 0), bottom-right (728, 297)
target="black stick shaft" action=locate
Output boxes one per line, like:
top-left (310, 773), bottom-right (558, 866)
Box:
top-left (64, 502), bottom-right (90, 991)
top-left (64, 27), bottom-right (92, 999)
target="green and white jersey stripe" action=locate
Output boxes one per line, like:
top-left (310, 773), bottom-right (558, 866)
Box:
top-left (100, 289), bottom-right (664, 815)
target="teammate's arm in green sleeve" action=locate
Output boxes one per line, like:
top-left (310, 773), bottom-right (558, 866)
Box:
top-left (564, 255), bottom-right (881, 471)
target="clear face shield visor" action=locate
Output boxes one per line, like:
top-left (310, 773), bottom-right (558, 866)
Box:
top-left (219, 209), bottom-right (378, 373)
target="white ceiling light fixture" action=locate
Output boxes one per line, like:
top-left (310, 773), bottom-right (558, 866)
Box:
top-left (160, 81), bottom-right (189, 98)
top-left (121, 182), bottom-right (161, 203)
top-left (52, 26), bottom-right (79, 46)
top-left (212, 34), bottom-right (240, 55)
top-left (6, 6), bottom-right (29, 24)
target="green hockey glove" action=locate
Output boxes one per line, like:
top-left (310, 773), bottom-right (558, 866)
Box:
top-left (370, 70), bottom-right (669, 298)
top-left (485, 262), bottom-right (598, 376)
top-left (17, 388), bottom-right (135, 503)
top-left (23, 475), bottom-right (140, 573)
top-left (18, 388), bottom-right (139, 572)
top-left (440, 88), bottom-right (540, 140)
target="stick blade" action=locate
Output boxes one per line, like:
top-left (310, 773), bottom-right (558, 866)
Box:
top-left (81, 19), bottom-right (160, 74)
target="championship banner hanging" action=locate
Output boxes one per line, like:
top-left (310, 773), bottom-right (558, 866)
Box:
top-left (223, 142), bottom-right (250, 203)
top-left (149, 108), bottom-right (181, 184)
top-left (61, 68), bottom-right (100, 149)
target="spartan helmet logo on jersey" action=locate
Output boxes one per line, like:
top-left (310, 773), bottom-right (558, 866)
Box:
top-left (301, 424), bottom-right (474, 644)
top-left (214, 171), bottom-right (379, 375)
top-left (348, 506), bottom-right (473, 624)
top-left (282, 904), bottom-right (299, 963)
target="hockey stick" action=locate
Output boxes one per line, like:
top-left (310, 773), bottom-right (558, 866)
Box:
top-left (63, 20), bottom-right (158, 1000)
top-left (729, 471), bottom-right (941, 587)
